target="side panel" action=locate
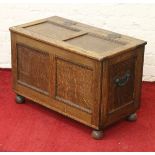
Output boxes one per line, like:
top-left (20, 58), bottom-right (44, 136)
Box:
top-left (108, 56), bottom-right (135, 114)
top-left (100, 46), bottom-right (145, 127)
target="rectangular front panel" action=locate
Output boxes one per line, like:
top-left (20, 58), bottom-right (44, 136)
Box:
top-left (17, 44), bottom-right (50, 95)
top-left (55, 57), bottom-right (94, 114)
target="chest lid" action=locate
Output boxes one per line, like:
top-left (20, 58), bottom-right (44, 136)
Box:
top-left (10, 16), bottom-right (146, 60)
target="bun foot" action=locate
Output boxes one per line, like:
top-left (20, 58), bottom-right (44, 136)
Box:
top-left (91, 130), bottom-right (103, 140)
top-left (127, 113), bottom-right (137, 121)
top-left (16, 94), bottom-right (25, 104)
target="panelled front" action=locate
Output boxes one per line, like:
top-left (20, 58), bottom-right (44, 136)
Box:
top-left (13, 34), bottom-right (99, 128)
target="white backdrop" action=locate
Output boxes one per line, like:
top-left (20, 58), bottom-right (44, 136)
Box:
top-left (0, 3), bottom-right (155, 81)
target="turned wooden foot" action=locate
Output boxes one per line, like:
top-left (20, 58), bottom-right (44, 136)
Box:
top-left (16, 94), bottom-right (25, 104)
top-left (91, 130), bottom-right (103, 140)
top-left (127, 113), bottom-right (137, 121)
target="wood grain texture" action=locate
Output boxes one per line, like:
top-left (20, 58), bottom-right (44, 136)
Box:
top-left (14, 84), bottom-right (94, 129)
top-left (100, 59), bottom-right (109, 128)
top-left (108, 56), bottom-right (135, 114)
top-left (10, 16), bottom-right (147, 134)
top-left (15, 33), bottom-right (95, 68)
top-left (100, 48), bottom-right (145, 127)
top-left (133, 46), bottom-right (145, 109)
top-left (17, 44), bottom-right (50, 94)
top-left (55, 58), bottom-right (93, 114)
top-left (65, 33), bottom-right (126, 54)
top-left (90, 61), bottom-right (102, 127)
top-left (10, 16), bottom-right (147, 60)
top-left (25, 21), bottom-right (80, 40)
top-left (11, 32), bottom-right (18, 90)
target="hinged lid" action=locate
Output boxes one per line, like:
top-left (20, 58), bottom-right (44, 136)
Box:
top-left (10, 16), bottom-right (147, 60)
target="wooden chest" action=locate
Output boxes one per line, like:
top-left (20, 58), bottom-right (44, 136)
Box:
top-left (10, 16), bottom-right (147, 139)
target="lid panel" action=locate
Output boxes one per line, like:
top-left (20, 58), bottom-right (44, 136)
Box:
top-left (65, 33), bottom-right (127, 54)
top-left (10, 16), bottom-right (146, 60)
top-left (25, 21), bottom-right (80, 40)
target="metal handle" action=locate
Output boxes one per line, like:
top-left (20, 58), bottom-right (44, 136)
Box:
top-left (114, 72), bottom-right (130, 87)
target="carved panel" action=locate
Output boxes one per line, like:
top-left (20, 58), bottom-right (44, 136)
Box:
top-left (108, 57), bottom-right (135, 114)
top-left (55, 58), bottom-right (93, 113)
top-left (17, 44), bottom-right (50, 94)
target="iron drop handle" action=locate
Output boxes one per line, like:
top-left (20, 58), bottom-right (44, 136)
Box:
top-left (114, 72), bottom-right (130, 87)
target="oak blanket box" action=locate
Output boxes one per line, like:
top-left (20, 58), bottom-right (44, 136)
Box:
top-left (10, 16), bottom-right (147, 139)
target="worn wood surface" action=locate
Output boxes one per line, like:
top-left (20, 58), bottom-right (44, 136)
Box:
top-left (10, 16), bottom-right (147, 132)
top-left (10, 16), bottom-right (147, 60)
top-left (55, 57), bottom-right (93, 114)
top-left (17, 44), bottom-right (50, 95)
